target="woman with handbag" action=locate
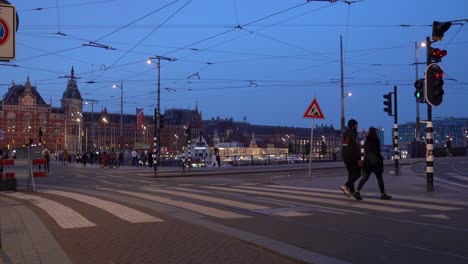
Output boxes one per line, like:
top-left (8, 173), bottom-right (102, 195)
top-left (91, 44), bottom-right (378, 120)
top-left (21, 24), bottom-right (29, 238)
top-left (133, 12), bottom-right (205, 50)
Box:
top-left (352, 127), bottom-right (392, 201)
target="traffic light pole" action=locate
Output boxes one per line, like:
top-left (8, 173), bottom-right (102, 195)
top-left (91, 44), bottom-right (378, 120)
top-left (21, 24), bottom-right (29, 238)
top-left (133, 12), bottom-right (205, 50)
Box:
top-left (393, 86), bottom-right (399, 175)
top-left (426, 36), bottom-right (434, 192)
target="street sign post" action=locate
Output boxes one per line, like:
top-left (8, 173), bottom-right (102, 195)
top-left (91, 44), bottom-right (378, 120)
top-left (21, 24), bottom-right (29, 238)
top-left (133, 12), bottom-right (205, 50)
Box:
top-left (303, 98), bottom-right (325, 176)
top-left (0, 3), bottom-right (16, 61)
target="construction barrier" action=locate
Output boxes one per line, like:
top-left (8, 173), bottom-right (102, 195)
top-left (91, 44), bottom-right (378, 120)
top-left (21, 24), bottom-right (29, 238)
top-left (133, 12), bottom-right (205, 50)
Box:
top-left (0, 159), bottom-right (16, 192)
top-left (32, 158), bottom-right (48, 178)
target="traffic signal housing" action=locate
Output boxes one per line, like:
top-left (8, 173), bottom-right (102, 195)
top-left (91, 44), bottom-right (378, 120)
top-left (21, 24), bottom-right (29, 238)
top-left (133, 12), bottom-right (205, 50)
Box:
top-left (184, 126), bottom-right (191, 143)
top-left (428, 47), bottom-right (447, 63)
top-left (414, 79), bottom-right (424, 102)
top-left (383, 92), bottom-right (393, 116)
top-left (432, 21), bottom-right (452, 41)
top-left (425, 63), bottom-right (444, 106)
top-left (159, 114), bottom-right (165, 129)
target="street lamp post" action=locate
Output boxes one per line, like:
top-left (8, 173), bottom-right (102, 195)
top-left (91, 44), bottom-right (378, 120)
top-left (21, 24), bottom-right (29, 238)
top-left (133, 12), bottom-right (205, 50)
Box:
top-left (415, 41), bottom-right (426, 141)
top-left (147, 56), bottom-right (176, 174)
top-left (84, 99), bottom-right (99, 151)
top-left (113, 82), bottom-right (124, 152)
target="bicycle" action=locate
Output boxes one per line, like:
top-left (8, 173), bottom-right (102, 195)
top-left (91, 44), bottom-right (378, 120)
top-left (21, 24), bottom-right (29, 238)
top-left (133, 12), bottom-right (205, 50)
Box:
top-left (99, 158), bottom-right (108, 168)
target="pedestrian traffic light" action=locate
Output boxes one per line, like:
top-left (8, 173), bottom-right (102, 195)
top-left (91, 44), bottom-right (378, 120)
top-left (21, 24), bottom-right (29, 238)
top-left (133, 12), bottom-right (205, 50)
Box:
top-left (414, 79), bottom-right (424, 102)
top-left (425, 63), bottom-right (444, 106)
top-left (432, 21), bottom-right (452, 41)
top-left (428, 47), bottom-right (447, 63)
top-left (383, 92), bottom-right (392, 116)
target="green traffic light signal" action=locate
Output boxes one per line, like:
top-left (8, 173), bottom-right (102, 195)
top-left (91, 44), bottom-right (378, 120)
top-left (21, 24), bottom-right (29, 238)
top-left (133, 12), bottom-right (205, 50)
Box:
top-left (414, 79), bottom-right (424, 102)
top-left (415, 91), bottom-right (422, 100)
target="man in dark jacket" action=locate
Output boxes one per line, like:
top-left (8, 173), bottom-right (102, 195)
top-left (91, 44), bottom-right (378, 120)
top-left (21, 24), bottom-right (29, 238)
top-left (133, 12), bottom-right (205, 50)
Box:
top-left (340, 119), bottom-right (361, 197)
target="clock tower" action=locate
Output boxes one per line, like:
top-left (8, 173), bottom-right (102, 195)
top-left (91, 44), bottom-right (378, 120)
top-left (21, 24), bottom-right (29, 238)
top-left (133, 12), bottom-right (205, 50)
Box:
top-left (60, 67), bottom-right (83, 153)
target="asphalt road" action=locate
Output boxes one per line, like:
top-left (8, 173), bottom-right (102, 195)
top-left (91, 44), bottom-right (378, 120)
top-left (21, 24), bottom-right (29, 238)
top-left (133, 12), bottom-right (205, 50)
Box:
top-left (1, 157), bottom-right (468, 264)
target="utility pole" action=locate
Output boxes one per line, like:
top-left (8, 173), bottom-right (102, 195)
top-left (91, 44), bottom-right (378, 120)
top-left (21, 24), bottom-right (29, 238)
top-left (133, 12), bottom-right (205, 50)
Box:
top-left (148, 55), bottom-right (176, 175)
top-left (340, 35), bottom-right (345, 133)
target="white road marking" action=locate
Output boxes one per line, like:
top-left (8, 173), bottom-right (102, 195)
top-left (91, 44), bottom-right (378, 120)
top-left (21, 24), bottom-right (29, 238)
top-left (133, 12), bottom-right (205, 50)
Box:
top-left (241, 186), bottom-right (461, 212)
top-left (204, 186), bottom-right (412, 213)
top-left (144, 187), bottom-right (270, 210)
top-left (43, 190), bottom-right (163, 223)
top-left (5, 192), bottom-right (95, 229)
top-left (448, 173), bottom-right (468, 182)
top-left (421, 214), bottom-right (450, 220)
top-left (266, 184), bottom-right (468, 206)
top-left (100, 188), bottom-right (250, 219)
top-left (273, 211), bottom-right (310, 217)
top-left (434, 177), bottom-right (468, 190)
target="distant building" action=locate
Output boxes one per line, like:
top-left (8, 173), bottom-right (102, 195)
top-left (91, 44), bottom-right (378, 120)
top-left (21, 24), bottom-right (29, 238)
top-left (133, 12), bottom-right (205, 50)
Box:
top-left (0, 70), bottom-right (344, 160)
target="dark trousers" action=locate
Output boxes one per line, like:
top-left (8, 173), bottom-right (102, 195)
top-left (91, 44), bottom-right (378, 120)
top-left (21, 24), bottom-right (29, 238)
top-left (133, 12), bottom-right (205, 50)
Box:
top-left (357, 167), bottom-right (385, 193)
top-left (344, 161), bottom-right (361, 193)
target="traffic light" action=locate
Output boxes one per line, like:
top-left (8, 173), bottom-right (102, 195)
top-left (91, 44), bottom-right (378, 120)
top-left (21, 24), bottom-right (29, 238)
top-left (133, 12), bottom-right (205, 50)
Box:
top-left (184, 126), bottom-right (191, 143)
top-left (414, 79), bottom-right (424, 102)
top-left (425, 63), bottom-right (444, 106)
top-left (159, 114), bottom-right (165, 129)
top-left (428, 46), bottom-right (447, 63)
top-left (432, 21), bottom-right (452, 41)
top-left (383, 92), bottom-right (392, 116)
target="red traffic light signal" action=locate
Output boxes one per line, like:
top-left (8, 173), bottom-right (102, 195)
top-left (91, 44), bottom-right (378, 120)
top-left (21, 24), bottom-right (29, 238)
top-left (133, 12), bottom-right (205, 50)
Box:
top-left (425, 63), bottom-right (445, 106)
top-left (428, 47), bottom-right (447, 62)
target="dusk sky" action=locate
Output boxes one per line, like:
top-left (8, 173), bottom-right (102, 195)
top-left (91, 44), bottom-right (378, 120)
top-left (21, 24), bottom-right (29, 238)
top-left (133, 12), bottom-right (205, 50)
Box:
top-left (1, 0), bottom-right (467, 141)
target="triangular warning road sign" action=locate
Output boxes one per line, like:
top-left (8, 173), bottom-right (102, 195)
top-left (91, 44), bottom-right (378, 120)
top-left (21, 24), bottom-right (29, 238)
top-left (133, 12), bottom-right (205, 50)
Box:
top-left (303, 98), bottom-right (325, 119)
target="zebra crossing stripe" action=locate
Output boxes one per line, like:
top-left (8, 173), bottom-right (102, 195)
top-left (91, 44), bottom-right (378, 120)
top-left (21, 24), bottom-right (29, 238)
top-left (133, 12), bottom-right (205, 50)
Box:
top-left (101, 188), bottom-right (251, 219)
top-left (5, 193), bottom-right (95, 229)
top-left (203, 186), bottom-right (412, 213)
top-left (143, 187), bottom-right (270, 210)
top-left (265, 185), bottom-right (468, 206)
top-left (242, 186), bottom-right (462, 212)
top-left (43, 190), bottom-right (163, 223)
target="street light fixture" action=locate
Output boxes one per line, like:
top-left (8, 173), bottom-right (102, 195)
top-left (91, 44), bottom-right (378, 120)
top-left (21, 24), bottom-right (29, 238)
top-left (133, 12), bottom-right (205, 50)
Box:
top-left (341, 91), bottom-right (352, 131)
top-left (147, 56), bottom-right (176, 174)
top-left (112, 82), bottom-right (124, 152)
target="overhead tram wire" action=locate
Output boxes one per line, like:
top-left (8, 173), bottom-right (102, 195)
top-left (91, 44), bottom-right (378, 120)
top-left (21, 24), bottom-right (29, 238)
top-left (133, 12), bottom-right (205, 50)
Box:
top-left (25, 0), bottom-right (121, 12)
top-left (81, 0), bottom-right (190, 93)
top-left (162, 1), bottom-right (312, 57)
top-left (159, 1), bottom-right (335, 87)
top-left (152, 1), bottom-right (323, 93)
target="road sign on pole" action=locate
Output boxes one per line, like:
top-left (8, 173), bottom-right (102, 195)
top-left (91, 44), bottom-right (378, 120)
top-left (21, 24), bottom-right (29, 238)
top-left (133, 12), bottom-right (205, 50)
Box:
top-left (303, 98), bottom-right (325, 119)
top-left (0, 3), bottom-right (16, 61)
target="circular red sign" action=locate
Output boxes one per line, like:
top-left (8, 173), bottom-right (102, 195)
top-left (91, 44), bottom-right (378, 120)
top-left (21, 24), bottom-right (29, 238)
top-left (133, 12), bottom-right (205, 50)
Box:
top-left (0, 17), bottom-right (10, 46)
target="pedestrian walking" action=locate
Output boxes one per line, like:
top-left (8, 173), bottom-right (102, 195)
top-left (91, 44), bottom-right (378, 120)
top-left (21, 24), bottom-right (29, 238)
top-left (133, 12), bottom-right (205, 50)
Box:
top-left (43, 148), bottom-right (50, 172)
top-left (446, 139), bottom-right (452, 157)
top-left (340, 119), bottom-right (362, 198)
top-left (131, 149), bottom-right (138, 166)
top-left (353, 127), bottom-right (392, 200)
top-left (211, 148), bottom-right (220, 167)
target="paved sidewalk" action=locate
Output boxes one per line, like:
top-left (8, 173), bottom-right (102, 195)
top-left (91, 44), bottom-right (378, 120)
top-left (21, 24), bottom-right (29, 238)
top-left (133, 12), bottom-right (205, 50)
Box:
top-left (0, 194), bottom-right (72, 264)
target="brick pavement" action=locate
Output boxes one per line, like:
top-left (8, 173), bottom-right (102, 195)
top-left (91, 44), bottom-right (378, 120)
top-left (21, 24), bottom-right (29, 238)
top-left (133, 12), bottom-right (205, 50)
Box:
top-left (1, 158), bottom-right (465, 264)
